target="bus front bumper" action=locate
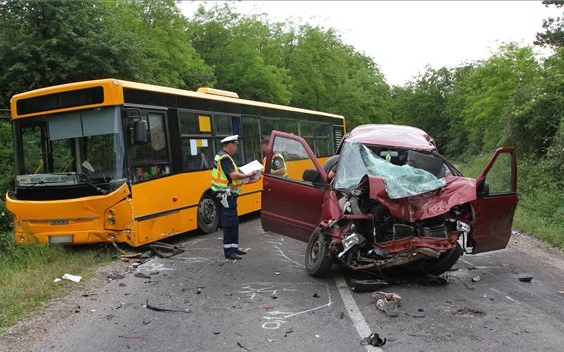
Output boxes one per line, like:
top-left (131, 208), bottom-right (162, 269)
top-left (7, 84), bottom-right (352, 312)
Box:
top-left (6, 183), bottom-right (132, 245)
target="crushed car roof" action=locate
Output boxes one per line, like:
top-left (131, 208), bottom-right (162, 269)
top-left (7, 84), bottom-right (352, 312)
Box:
top-left (346, 124), bottom-right (437, 151)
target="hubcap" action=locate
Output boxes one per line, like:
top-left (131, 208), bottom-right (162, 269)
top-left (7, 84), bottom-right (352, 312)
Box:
top-left (310, 239), bottom-right (321, 263)
top-left (200, 198), bottom-right (216, 224)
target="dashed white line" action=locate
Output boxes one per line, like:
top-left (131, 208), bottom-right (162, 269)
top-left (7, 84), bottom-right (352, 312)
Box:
top-left (334, 272), bottom-right (383, 352)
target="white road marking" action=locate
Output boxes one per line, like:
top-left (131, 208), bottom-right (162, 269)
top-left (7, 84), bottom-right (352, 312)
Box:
top-left (275, 246), bottom-right (305, 268)
top-left (334, 272), bottom-right (383, 352)
top-left (505, 295), bottom-right (518, 303)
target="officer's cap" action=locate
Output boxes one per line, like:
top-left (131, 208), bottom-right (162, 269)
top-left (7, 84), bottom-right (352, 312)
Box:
top-left (221, 135), bottom-right (239, 144)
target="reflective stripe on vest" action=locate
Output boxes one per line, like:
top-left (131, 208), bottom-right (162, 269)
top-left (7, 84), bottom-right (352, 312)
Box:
top-left (211, 152), bottom-right (242, 194)
top-left (262, 153), bottom-right (288, 178)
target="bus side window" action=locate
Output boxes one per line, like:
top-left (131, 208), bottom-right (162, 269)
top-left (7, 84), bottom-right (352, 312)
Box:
top-left (131, 111), bottom-right (171, 182)
top-left (179, 112), bottom-right (214, 171)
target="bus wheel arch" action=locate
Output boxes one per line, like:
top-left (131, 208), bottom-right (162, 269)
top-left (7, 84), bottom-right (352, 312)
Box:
top-left (197, 189), bottom-right (219, 233)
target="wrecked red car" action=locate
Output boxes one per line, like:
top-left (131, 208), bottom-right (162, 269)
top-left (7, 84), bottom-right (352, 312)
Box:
top-left (261, 124), bottom-right (518, 277)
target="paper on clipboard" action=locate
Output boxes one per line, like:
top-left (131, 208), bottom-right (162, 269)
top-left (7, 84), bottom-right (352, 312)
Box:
top-left (239, 160), bottom-right (264, 184)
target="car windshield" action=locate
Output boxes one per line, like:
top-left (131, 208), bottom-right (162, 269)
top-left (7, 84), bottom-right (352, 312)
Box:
top-left (16, 106), bottom-right (125, 186)
top-left (333, 142), bottom-right (446, 199)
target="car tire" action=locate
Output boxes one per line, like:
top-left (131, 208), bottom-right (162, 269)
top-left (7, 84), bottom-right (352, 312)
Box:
top-left (305, 229), bottom-right (333, 277)
top-left (198, 193), bottom-right (219, 233)
top-left (421, 243), bottom-right (462, 276)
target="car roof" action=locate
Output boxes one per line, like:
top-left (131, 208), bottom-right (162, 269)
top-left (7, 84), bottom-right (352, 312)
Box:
top-left (345, 124), bottom-right (437, 151)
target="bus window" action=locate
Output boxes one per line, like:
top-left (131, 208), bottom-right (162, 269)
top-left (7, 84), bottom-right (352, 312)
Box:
top-left (179, 112), bottom-right (214, 171)
top-left (300, 122), bottom-right (315, 150)
top-left (182, 138), bottom-right (213, 171)
top-left (242, 117), bottom-right (260, 163)
top-left (315, 123), bottom-right (332, 157)
top-left (21, 124), bottom-right (47, 174)
top-left (280, 119), bottom-right (298, 134)
top-left (131, 111), bottom-right (170, 182)
top-left (179, 112), bottom-right (213, 135)
top-left (261, 118), bottom-right (279, 139)
top-left (214, 115), bottom-right (232, 136)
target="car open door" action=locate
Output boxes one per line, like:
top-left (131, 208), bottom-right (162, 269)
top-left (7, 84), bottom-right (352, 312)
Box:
top-left (261, 131), bottom-right (327, 242)
top-left (470, 147), bottom-right (518, 254)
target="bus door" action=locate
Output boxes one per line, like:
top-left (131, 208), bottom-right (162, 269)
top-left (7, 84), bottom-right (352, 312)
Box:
top-left (124, 107), bottom-right (181, 245)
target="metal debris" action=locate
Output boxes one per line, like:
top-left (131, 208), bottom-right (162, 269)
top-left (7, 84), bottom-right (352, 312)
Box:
top-left (360, 332), bottom-right (387, 347)
top-left (144, 300), bottom-right (191, 314)
top-left (237, 342), bottom-right (251, 351)
top-left (518, 274), bottom-right (533, 282)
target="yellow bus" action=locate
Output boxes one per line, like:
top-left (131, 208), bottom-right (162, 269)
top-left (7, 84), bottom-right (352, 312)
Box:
top-left (6, 79), bottom-right (345, 246)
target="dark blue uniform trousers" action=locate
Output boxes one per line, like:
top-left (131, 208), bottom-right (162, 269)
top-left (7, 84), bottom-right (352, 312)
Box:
top-left (220, 194), bottom-right (240, 257)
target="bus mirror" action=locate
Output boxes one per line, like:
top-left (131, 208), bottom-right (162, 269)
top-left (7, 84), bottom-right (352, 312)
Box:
top-left (133, 120), bottom-right (148, 145)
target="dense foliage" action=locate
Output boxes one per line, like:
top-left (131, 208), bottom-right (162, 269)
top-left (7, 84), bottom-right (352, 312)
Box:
top-left (0, 0), bottom-right (563, 246)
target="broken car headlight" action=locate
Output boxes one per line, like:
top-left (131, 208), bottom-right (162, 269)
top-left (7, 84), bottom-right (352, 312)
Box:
top-left (338, 232), bottom-right (365, 258)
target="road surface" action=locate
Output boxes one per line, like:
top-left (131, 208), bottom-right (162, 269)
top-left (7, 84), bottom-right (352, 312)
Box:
top-left (2, 216), bottom-right (564, 352)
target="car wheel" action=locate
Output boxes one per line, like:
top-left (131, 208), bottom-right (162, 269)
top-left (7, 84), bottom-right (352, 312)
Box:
top-left (305, 229), bottom-right (333, 277)
top-left (198, 193), bottom-right (219, 233)
top-left (421, 243), bottom-right (462, 276)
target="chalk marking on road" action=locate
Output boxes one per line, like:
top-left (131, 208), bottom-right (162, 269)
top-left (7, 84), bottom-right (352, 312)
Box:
top-left (275, 246), bottom-right (305, 268)
top-left (490, 287), bottom-right (502, 295)
top-left (137, 260), bottom-right (175, 272)
top-left (505, 295), bottom-right (518, 303)
top-left (334, 272), bottom-right (383, 352)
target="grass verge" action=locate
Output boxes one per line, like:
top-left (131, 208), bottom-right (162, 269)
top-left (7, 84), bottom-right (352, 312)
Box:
top-left (456, 154), bottom-right (564, 249)
top-left (0, 236), bottom-right (111, 333)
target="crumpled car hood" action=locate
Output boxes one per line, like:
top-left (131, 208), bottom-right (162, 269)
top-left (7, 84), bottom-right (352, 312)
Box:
top-left (361, 175), bottom-right (477, 222)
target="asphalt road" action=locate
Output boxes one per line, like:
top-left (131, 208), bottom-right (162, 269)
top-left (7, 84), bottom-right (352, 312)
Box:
top-left (9, 216), bottom-right (564, 352)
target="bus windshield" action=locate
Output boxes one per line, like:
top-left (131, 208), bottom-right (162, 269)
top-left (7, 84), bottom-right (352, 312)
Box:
top-left (15, 106), bottom-right (125, 190)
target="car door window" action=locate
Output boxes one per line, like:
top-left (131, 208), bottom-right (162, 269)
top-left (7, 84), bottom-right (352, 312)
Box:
top-left (481, 152), bottom-right (515, 195)
top-left (271, 135), bottom-right (318, 183)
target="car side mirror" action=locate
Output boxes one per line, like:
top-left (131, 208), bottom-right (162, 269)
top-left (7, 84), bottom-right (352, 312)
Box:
top-left (477, 180), bottom-right (490, 196)
top-left (133, 120), bottom-right (148, 145)
top-left (303, 169), bottom-right (320, 183)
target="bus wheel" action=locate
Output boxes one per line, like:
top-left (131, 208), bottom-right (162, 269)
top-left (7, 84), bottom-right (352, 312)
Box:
top-left (198, 194), bottom-right (219, 233)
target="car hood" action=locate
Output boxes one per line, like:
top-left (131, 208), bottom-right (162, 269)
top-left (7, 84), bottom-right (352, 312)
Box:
top-left (360, 174), bottom-right (477, 222)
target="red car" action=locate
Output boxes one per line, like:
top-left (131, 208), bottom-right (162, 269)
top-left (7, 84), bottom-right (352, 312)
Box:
top-left (261, 124), bottom-right (518, 277)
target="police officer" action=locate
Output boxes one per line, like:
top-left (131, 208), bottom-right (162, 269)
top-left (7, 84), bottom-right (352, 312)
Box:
top-left (261, 137), bottom-right (288, 177)
top-left (211, 135), bottom-right (255, 260)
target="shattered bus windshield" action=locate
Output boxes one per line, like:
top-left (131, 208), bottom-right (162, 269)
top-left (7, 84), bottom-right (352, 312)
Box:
top-left (15, 106), bottom-right (125, 188)
top-left (333, 142), bottom-right (446, 199)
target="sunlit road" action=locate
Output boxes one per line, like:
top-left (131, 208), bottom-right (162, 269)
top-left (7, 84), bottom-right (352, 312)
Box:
top-left (8, 217), bottom-right (564, 352)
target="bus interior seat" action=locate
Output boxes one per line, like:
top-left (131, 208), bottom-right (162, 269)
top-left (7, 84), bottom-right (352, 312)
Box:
top-left (406, 150), bottom-right (444, 178)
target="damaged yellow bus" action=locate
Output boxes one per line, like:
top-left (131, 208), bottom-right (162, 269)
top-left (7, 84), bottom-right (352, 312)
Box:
top-left (6, 79), bottom-right (345, 246)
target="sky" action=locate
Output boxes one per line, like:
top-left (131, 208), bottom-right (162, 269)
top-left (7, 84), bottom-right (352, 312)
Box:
top-left (180, 1), bottom-right (563, 86)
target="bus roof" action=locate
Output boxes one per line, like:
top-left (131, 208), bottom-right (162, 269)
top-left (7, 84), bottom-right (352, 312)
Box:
top-left (10, 78), bottom-right (345, 121)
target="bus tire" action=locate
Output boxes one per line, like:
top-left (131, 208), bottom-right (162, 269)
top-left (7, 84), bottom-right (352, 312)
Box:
top-left (198, 193), bottom-right (219, 233)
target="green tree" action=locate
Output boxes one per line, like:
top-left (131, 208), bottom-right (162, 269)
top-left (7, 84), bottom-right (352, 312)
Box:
top-left (536, 0), bottom-right (564, 47)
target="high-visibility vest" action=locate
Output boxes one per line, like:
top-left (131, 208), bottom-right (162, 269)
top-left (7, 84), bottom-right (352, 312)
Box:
top-left (262, 153), bottom-right (288, 178)
top-left (211, 151), bottom-right (242, 194)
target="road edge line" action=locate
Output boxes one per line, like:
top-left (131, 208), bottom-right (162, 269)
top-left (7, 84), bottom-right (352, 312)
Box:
top-left (334, 271), bottom-right (383, 352)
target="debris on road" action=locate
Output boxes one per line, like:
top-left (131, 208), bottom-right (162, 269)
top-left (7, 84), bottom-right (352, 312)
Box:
top-left (373, 292), bottom-right (401, 317)
top-left (412, 308), bottom-right (425, 318)
top-left (339, 311), bottom-right (345, 319)
top-left (518, 274), bottom-right (533, 282)
top-left (350, 278), bottom-right (389, 292)
top-left (144, 300), bottom-right (191, 313)
top-left (416, 275), bottom-right (448, 286)
top-left (284, 327), bottom-right (294, 337)
top-left (62, 273), bottom-right (82, 283)
top-left (107, 272), bottom-right (125, 280)
top-left (449, 275), bottom-right (475, 290)
top-left (471, 275), bottom-right (481, 282)
top-left (53, 278), bottom-right (61, 283)
top-left (453, 307), bottom-right (486, 318)
top-left (559, 290), bottom-right (564, 296)
top-left (149, 242), bottom-right (185, 258)
top-left (312, 293), bottom-right (320, 298)
top-left (360, 332), bottom-right (387, 347)
top-left (237, 342), bottom-right (251, 351)
top-left (118, 335), bottom-right (141, 340)
top-left (134, 272), bottom-right (151, 279)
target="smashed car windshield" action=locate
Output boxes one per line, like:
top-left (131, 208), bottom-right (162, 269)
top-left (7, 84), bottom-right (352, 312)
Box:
top-left (333, 142), bottom-right (446, 199)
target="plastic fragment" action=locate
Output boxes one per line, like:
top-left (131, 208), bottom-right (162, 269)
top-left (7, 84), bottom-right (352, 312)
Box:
top-left (62, 273), bottom-right (82, 283)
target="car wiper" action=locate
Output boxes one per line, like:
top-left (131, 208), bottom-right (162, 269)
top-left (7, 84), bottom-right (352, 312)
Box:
top-left (78, 174), bottom-right (107, 194)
